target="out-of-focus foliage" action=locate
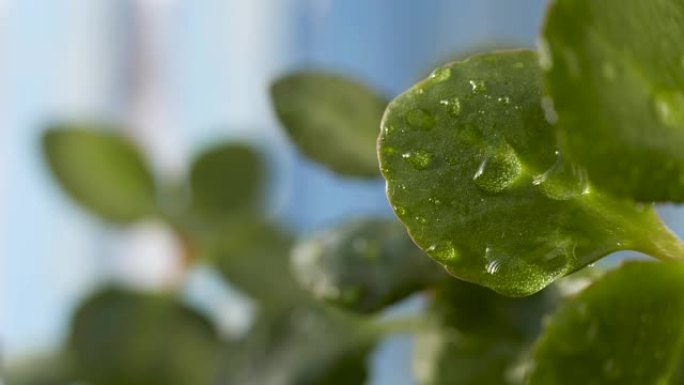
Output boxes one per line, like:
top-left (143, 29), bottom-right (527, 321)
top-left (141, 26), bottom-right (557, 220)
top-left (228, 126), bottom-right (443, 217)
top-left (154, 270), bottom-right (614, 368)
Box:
top-left (271, 71), bottom-right (387, 178)
top-left (43, 126), bottom-right (157, 223)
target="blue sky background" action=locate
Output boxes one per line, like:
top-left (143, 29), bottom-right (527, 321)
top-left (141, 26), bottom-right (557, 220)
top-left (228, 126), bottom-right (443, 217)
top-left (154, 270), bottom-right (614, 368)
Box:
top-left (0, 1), bottom-right (607, 383)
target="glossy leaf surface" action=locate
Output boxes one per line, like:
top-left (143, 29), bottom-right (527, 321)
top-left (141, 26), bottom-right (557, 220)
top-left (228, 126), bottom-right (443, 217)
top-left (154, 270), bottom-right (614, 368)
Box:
top-left (529, 262), bottom-right (684, 385)
top-left (68, 287), bottom-right (219, 385)
top-left (378, 50), bottom-right (683, 296)
top-left (43, 126), bottom-right (157, 223)
top-left (542, 0), bottom-right (684, 201)
top-left (292, 218), bottom-right (445, 313)
top-left (189, 143), bottom-right (264, 223)
top-left (271, 71), bottom-right (387, 177)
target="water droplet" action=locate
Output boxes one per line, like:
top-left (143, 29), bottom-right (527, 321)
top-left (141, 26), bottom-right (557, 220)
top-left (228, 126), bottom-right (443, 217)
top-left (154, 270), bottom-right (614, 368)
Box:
top-left (473, 144), bottom-right (523, 194)
top-left (427, 241), bottom-right (459, 263)
top-left (430, 66), bottom-right (452, 82)
top-left (405, 108), bottom-right (436, 129)
top-left (428, 197), bottom-right (442, 206)
top-left (497, 96), bottom-right (511, 105)
top-left (534, 153), bottom-right (589, 200)
top-left (538, 37), bottom-right (553, 71)
top-left (439, 96), bottom-right (461, 117)
top-left (458, 124), bottom-right (482, 145)
top-left (469, 80), bottom-right (486, 94)
top-left (394, 205), bottom-right (408, 218)
top-left (381, 146), bottom-right (397, 155)
top-left (415, 216), bottom-right (428, 225)
top-left (402, 150), bottom-right (433, 170)
top-left (653, 90), bottom-right (684, 127)
top-left (541, 96), bottom-right (558, 124)
top-left (602, 62), bottom-right (616, 81)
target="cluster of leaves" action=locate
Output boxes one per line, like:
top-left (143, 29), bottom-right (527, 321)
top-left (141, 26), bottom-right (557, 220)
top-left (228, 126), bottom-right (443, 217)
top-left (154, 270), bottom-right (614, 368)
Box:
top-left (7, 0), bottom-right (684, 383)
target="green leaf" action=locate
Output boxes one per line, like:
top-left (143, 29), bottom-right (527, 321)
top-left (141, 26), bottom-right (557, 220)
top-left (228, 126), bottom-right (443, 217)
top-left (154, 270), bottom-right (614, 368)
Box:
top-left (414, 278), bottom-right (561, 385)
top-left (68, 287), bottom-right (220, 385)
top-left (528, 261), bottom-right (684, 385)
top-left (378, 50), bottom-right (684, 297)
top-left (43, 126), bottom-right (157, 223)
top-left (270, 71), bottom-right (387, 177)
top-left (291, 218), bottom-right (445, 313)
top-left (189, 143), bottom-right (265, 223)
top-left (219, 304), bottom-right (375, 385)
top-left (541, 0), bottom-right (684, 201)
top-left (208, 220), bottom-right (305, 305)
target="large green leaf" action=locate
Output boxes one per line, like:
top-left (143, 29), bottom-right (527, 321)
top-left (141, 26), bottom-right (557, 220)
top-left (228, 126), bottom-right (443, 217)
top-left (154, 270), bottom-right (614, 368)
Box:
top-left (378, 50), bottom-right (684, 297)
top-left (270, 71), bottom-right (387, 177)
top-left (43, 126), bottom-right (157, 223)
top-left (415, 270), bottom-right (601, 385)
top-left (68, 287), bottom-right (220, 385)
top-left (218, 304), bottom-right (375, 385)
top-left (528, 262), bottom-right (684, 385)
top-left (189, 143), bottom-right (264, 224)
top-left (541, 0), bottom-right (684, 201)
top-left (207, 220), bottom-right (305, 305)
top-left (291, 218), bottom-right (445, 313)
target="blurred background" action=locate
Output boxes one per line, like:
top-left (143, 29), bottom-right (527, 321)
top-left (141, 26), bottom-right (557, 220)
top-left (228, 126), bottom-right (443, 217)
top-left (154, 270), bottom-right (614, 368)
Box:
top-left (0, 0), bottom-right (627, 383)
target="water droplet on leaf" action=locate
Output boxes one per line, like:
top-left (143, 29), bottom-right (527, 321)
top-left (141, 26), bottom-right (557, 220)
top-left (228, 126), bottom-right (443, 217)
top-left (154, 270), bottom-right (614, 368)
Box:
top-left (439, 96), bottom-right (462, 117)
top-left (469, 80), bottom-right (486, 94)
top-left (534, 153), bottom-right (589, 200)
top-left (473, 144), bottom-right (523, 194)
top-left (402, 150), bottom-right (433, 170)
top-left (653, 91), bottom-right (684, 127)
top-left (427, 241), bottom-right (459, 263)
top-left (430, 66), bottom-right (452, 82)
top-left (405, 108), bottom-right (436, 129)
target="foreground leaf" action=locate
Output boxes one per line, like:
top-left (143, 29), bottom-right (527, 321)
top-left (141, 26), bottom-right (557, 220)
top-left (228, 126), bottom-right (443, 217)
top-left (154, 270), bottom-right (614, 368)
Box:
top-left (207, 221), bottom-right (304, 305)
top-left (415, 278), bottom-right (561, 385)
top-left (542, 0), bottom-right (684, 201)
top-left (68, 287), bottom-right (220, 385)
top-left (271, 71), bottom-right (387, 177)
top-left (528, 262), bottom-right (684, 385)
top-left (378, 50), bottom-right (684, 296)
top-left (43, 126), bottom-right (157, 223)
top-left (189, 143), bottom-right (264, 223)
top-left (218, 304), bottom-right (375, 385)
top-left (291, 218), bottom-right (445, 313)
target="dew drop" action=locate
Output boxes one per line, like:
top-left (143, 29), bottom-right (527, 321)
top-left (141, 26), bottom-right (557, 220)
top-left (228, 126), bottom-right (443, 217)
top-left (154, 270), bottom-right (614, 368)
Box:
top-left (653, 90), bottom-right (684, 127)
top-left (473, 144), bottom-right (523, 194)
top-left (415, 216), bottom-right (428, 225)
top-left (469, 80), bottom-right (486, 94)
top-left (394, 205), bottom-right (408, 218)
top-left (402, 150), bottom-right (433, 170)
top-left (534, 153), bottom-right (589, 200)
top-left (497, 96), bottom-right (511, 105)
top-left (485, 259), bottom-right (502, 275)
top-left (427, 241), bottom-right (459, 263)
top-left (405, 108), bottom-right (436, 129)
top-left (439, 96), bottom-right (462, 117)
top-left (428, 197), bottom-right (442, 206)
top-left (430, 66), bottom-right (452, 82)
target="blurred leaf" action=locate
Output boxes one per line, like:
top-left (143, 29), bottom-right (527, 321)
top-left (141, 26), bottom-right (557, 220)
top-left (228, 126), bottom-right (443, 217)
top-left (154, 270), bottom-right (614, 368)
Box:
top-left (3, 354), bottom-right (74, 385)
top-left (528, 262), bottom-right (684, 385)
top-left (208, 220), bottom-right (305, 305)
top-left (68, 287), bottom-right (220, 385)
top-left (542, 0), bottom-right (684, 202)
top-left (270, 71), bottom-right (387, 178)
top-left (189, 143), bottom-right (265, 223)
top-left (291, 218), bottom-right (445, 313)
top-left (218, 304), bottom-right (375, 385)
top-left (378, 49), bottom-right (684, 297)
top-left (42, 126), bottom-right (157, 223)
top-left (415, 278), bottom-right (561, 385)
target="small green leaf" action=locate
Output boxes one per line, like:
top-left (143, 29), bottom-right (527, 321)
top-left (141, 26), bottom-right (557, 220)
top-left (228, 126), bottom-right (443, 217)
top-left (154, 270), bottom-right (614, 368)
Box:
top-left (68, 287), bottom-right (220, 385)
top-left (271, 71), bottom-right (387, 177)
top-left (378, 50), bottom-right (684, 296)
top-left (208, 220), bottom-right (305, 305)
top-left (291, 218), bottom-right (445, 313)
top-left (528, 262), bottom-right (684, 385)
top-left (189, 143), bottom-right (264, 223)
top-left (43, 126), bottom-right (157, 223)
top-left (542, 0), bottom-right (684, 201)
top-left (219, 304), bottom-right (374, 385)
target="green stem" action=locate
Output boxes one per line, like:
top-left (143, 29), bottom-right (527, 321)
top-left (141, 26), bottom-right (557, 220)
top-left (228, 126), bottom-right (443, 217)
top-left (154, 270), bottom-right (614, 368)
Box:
top-left (371, 315), bottom-right (431, 335)
top-left (637, 216), bottom-right (684, 262)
